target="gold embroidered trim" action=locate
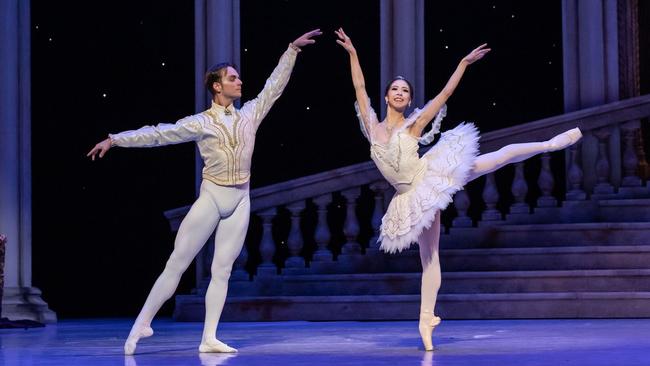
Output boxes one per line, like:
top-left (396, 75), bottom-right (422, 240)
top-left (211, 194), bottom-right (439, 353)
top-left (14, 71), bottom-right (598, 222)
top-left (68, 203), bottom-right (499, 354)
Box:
top-left (205, 109), bottom-right (239, 149)
top-left (234, 119), bottom-right (250, 182)
top-left (203, 173), bottom-right (250, 186)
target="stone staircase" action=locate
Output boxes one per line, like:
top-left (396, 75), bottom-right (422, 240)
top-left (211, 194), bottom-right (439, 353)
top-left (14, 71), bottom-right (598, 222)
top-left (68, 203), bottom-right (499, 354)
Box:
top-left (176, 222), bottom-right (650, 320)
top-left (167, 95), bottom-right (650, 321)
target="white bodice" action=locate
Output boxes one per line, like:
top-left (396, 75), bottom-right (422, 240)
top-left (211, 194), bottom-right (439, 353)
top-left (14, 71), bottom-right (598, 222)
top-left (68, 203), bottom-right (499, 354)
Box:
top-left (370, 132), bottom-right (426, 193)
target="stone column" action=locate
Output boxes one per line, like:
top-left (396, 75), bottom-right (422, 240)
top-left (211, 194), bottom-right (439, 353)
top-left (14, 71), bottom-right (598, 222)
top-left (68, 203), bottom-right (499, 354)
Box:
top-left (562, 0), bottom-right (635, 193)
top-left (0, 0), bottom-right (55, 322)
top-left (562, 0), bottom-right (620, 111)
top-left (194, 0), bottom-right (241, 192)
top-left (192, 0), bottom-right (241, 284)
top-left (617, 0), bottom-right (647, 187)
top-left (380, 0), bottom-right (425, 117)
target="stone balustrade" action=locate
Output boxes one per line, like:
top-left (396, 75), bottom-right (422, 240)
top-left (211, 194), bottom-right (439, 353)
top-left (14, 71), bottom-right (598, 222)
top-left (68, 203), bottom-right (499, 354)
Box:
top-left (165, 94), bottom-right (650, 283)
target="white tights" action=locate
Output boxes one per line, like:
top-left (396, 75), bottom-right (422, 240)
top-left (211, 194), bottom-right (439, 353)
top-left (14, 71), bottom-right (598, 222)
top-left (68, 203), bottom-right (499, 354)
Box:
top-left (418, 129), bottom-right (581, 317)
top-left (124, 180), bottom-right (250, 354)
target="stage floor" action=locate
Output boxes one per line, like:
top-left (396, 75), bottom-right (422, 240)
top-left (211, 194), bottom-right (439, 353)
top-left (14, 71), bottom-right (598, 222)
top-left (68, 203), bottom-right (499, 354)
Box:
top-left (1, 318), bottom-right (649, 365)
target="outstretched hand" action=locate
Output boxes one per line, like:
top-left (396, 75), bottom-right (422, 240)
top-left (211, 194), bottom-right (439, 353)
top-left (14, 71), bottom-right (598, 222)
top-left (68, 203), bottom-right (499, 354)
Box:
top-left (292, 29), bottom-right (322, 49)
top-left (335, 28), bottom-right (356, 54)
top-left (87, 138), bottom-right (112, 161)
top-left (462, 43), bottom-right (491, 64)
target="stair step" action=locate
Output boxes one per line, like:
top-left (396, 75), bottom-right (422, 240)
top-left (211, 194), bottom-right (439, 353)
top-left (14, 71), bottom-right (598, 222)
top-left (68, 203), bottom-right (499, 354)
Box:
top-left (228, 269), bottom-right (650, 296)
top-left (447, 222), bottom-right (650, 248)
top-left (178, 219), bottom-right (650, 321)
top-left (305, 245), bottom-right (650, 274)
top-left (442, 245), bottom-right (650, 271)
top-left (173, 292), bottom-right (650, 321)
top-left (598, 199), bottom-right (650, 222)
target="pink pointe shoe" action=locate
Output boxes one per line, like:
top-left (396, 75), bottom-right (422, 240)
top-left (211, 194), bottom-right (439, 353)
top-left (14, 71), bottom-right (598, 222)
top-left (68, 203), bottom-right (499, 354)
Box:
top-left (547, 127), bottom-right (583, 151)
top-left (419, 312), bottom-right (442, 351)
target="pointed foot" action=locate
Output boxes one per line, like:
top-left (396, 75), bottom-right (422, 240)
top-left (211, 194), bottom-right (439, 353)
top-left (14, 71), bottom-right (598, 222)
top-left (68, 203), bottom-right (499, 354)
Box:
top-left (547, 127), bottom-right (583, 151)
top-left (419, 313), bottom-right (442, 351)
top-left (124, 325), bottom-right (153, 355)
top-left (199, 339), bottom-right (238, 353)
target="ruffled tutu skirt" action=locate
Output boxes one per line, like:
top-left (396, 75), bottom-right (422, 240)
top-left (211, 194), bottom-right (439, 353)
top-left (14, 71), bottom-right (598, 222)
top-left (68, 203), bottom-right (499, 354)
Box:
top-left (379, 123), bottom-right (480, 253)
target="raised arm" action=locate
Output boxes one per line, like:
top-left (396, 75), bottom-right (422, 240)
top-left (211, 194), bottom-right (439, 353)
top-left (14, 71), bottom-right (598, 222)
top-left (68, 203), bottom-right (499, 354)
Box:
top-left (335, 28), bottom-right (373, 132)
top-left (241, 29), bottom-right (322, 127)
top-left (410, 44), bottom-right (490, 137)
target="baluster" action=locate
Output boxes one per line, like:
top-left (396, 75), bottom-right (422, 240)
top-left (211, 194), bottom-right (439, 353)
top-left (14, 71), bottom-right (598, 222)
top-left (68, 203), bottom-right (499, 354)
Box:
top-left (256, 208), bottom-right (278, 276)
top-left (194, 235), bottom-right (211, 291)
top-left (621, 121), bottom-right (642, 187)
top-left (509, 162), bottom-right (529, 214)
top-left (368, 181), bottom-right (389, 250)
top-left (452, 190), bottom-right (472, 227)
top-left (284, 201), bottom-right (306, 268)
top-left (311, 193), bottom-right (333, 261)
top-left (536, 153), bottom-right (557, 207)
top-left (340, 187), bottom-right (362, 254)
top-left (593, 127), bottom-right (615, 194)
top-left (566, 142), bottom-right (586, 200)
top-left (481, 173), bottom-right (501, 222)
top-left (231, 234), bottom-right (249, 280)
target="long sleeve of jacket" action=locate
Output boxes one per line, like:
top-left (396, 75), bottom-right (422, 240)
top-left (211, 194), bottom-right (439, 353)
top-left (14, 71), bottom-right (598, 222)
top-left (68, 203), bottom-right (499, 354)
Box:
top-left (239, 45), bottom-right (298, 129)
top-left (109, 115), bottom-right (203, 147)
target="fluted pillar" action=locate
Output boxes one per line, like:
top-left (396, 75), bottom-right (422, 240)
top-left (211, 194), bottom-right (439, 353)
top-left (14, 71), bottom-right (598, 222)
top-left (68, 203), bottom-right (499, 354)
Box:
top-left (194, 0), bottom-right (240, 192)
top-left (191, 0), bottom-right (241, 284)
top-left (0, 0), bottom-right (55, 322)
top-left (562, 0), bottom-right (628, 193)
top-left (380, 0), bottom-right (425, 117)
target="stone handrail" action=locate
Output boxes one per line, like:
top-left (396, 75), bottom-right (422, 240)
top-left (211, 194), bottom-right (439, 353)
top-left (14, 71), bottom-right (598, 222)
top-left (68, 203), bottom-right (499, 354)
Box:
top-left (477, 94), bottom-right (650, 152)
top-left (165, 161), bottom-right (380, 231)
top-left (164, 94), bottom-right (650, 281)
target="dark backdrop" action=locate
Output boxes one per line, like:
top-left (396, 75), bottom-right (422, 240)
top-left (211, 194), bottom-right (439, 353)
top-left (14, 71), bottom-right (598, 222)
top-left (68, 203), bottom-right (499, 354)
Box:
top-left (30, 1), bottom-right (645, 318)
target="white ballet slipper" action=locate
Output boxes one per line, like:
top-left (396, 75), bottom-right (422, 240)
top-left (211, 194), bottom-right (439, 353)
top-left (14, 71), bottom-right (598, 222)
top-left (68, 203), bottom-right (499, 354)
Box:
top-left (123, 325), bottom-right (153, 355)
top-left (199, 339), bottom-right (238, 353)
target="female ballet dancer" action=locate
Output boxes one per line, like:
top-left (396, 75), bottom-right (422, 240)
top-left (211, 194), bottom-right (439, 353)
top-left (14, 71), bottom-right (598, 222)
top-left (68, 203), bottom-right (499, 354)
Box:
top-left (87, 29), bottom-right (322, 355)
top-left (335, 28), bottom-right (581, 351)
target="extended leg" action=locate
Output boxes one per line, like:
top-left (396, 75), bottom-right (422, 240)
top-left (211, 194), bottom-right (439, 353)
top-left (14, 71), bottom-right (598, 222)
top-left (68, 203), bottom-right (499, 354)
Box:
top-left (468, 128), bottom-right (582, 181)
top-left (199, 195), bottom-right (250, 353)
top-left (418, 212), bottom-right (443, 351)
top-left (124, 184), bottom-right (221, 355)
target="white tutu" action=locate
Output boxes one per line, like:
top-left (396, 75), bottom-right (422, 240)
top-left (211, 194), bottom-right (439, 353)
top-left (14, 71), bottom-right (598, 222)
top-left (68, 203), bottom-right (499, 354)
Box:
top-left (378, 123), bottom-right (480, 253)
